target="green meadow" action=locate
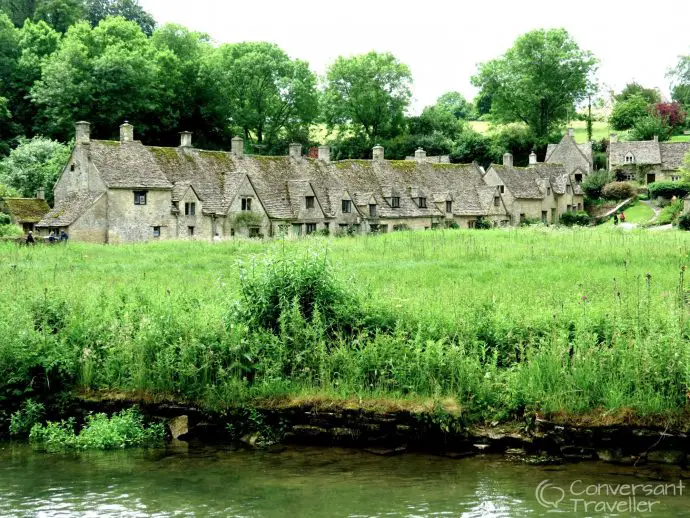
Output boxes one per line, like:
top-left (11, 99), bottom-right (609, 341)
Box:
top-left (3, 227), bottom-right (690, 426)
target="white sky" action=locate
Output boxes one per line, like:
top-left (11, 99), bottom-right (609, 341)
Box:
top-left (140, 0), bottom-right (690, 114)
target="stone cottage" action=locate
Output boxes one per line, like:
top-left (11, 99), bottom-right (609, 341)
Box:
top-left (545, 128), bottom-right (593, 178)
top-left (608, 134), bottom-right (690, 184)
top-left (0, 192), bottom-right (50, 233)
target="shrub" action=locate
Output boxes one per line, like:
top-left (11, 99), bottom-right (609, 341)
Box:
top-left (648, 181), bottom-right (690, 199)
top-left (601, 181), bottom-right (637, 200)
top-left (392, 224), bottom-right (411, 231)
top-left (559, 211), bottom-right (591, 226)
top-left (475, 216), bottom-right (492, 229)
top-left (0, 224), bottom-right (22, 237)
top-left (520, 217), bottom-right (542, 226)
top-left (678, 212), bottom-right (690, 230)
top-left (9, 399), bottom-right (45, 437)
top-left (582, 170), bottom-right (613, 199)
top-left (657, 199), bottom-right (684, 225)
top-left (0, 213), bottom-right (10, 225)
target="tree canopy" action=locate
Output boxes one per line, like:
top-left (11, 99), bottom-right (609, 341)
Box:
top-left (668, 52), bottom-right (690, 113)
top-left (472, 28), bottom-right (597, 139)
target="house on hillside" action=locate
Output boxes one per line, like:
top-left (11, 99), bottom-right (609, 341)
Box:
top-left (608, 134), bottom-right (690, 184)
top-left (38, 121), bottom-right (514, 242)
top-left (483, 151), bottom-right (584, 225)
top-left (0, 193), bottom-right (50, 233)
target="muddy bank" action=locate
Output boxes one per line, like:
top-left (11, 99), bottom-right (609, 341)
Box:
top-left (72, 393), bottom-right (690, 467)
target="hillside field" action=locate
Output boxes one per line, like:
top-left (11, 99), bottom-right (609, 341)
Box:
top-left (3, 228), bottom-right (690, 425)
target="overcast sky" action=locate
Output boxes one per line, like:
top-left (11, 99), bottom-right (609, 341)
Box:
top-left (140, 0), bottom-right (689, 114)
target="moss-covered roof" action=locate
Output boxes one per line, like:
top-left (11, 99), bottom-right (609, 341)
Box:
top-left (1, 198), bottom-right (51, 223)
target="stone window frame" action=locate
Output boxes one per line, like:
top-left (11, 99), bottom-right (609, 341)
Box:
top-left (342, 199), bottom-right (351, 213)
top-left (625, 153), bottom-right (635, 164)
top-left (391, 197), bottom-right (400, 208)
top-left (305, 196), bottom-right (315, 209)
top-left (499, 185), bottom-right (505, 194)
top-left (369, 204), bottom-right (377, 217)
top-left (187, 226), bottom-right (194, 236)
top-left (445, 200), bottom-right (452, 213)
top-left (305, 222), bottom-right (317, 234)
top-left (418, 197), bottom-right (427, 209)
top-left (241, 198), bottom-right (252, 211)
top-left (152, 226), bottom-right (161, 238)
top-left (494, 196), bottom-right (500, 207)
top-left (185, 202), bottom-right (196, 216)
top-left (134, 190), bottom-right (147, 205)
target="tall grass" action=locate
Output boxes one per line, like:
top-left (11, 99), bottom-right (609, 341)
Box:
top-left (2, 227), bottom-right (690, 424)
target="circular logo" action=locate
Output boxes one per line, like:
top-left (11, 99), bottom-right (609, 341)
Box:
top-left (536, 480), bottom-right (566, 509)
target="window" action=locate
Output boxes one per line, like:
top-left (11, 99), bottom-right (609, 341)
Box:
top-left (187, 226), bottom-right (194, 237)
top-left (241, 198), bottom-right (252, 211)
top-left (574, 174), bottom-right (583, 184)
top-left (249, 227), bottom-right (261, 238)
top-left (672, 175), bottom-right (680, 181)
top-left (519, 213), bottom-right (526, 223)
top-left (134, 191), bottom-right (147, 205)
top-left (324, 222), bottom-right (330, 232)
top-left (70, 164), bottom-right (75, 172)
top-left (494, 196), bottom-right (500, 207)
top-left (306, 223), bottom-right (317, 234)
top-left (625, 153), bottom-right (635, 164)
top-left (185, 202), bottom-right (196, 216)
top-left (547, 187), bottom-right (552, 196)
top-left (342, 199), bottom-right (351, 213)
top-left (369, 224), bottom-right (380, 233)
top-left (278, 224), bottom-right (290, 236)
top-left (391, 197), bottom-right (400, 208)
top-left (446, 201), bottom-right (452, 213)
top-left (468, 220), bottom-right (477, 229)
top-left (292, 223), bottom-right (302, 236)
top-left (541, 211), bottom-right (547, 223)
top-left (369, 204), bottom-right (377, 217)
top-left (153, 226), bottom-right (161, 238)
top-left (306, 196), bottom-right (315, 209)
top-left (499, 185), bottom-right (505, 194)
top-left (578, 203), bottom-right (582, 211)
top-left (418, 197), bottom-right (427, 208)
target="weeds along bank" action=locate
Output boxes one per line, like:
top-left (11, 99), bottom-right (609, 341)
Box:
top-left (2, 227), bottom-right (690, 436)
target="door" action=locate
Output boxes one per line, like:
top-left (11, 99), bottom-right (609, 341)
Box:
top-left (647, 173), bottom-right (656, 184)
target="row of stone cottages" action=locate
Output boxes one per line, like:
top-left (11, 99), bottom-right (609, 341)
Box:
top-left (7, 122), bottom-right (591, 242)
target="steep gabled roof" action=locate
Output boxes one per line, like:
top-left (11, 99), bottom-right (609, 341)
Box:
top-left (1, 198), bottom-right (50, 223)
top-left (90, 141), bottom-right (172, 189)
top-left (530, 163), bottom-right (568, 195)
top-left (37, 192), bottom-right (103, 227)
top-left (609, 140), bottom-right (661, 166)
top-left (660, 142), bottom-right (690, 170)
top-left (489, 165), bottom-right (544, 199)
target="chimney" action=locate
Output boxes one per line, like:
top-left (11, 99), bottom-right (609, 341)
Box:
top-left (567, 127), bottom-right (575, 137)
top-left (414, 147), bottom-right (427, 162)
top-left (529, 151), bottom-right (537, 165)
top-left (36, 188), bottom-right (45, 200)
top-left (372, 144), bottom-right (384, 161)
top-left (610, 133), bottom-right (618, 143)
top-left (289, 143), bottom-right (302, 159)
top-left (502, 152), bottom-right (513, 168)
top-left (75, 121), bottom-right (90, 144)
top-left (318, 145), bottom-right (330, 162)
top-left (120, 121), bottom-right (134, 143)
top-left (653, 135), bottom-right (659, 142)
top-left (231, 136), bottom-right (244, 158)
top-left (180, 131), bottom-right (192, 148)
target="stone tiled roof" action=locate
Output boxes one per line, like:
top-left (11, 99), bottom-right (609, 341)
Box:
top-left (37, 192), bottom-right (103, 227)
top-left (609, 140), bottom-right (661, 166)
top-left (404, 155), bottom-right (451, 163)
top-left (660, 142), bottom-right (690, 170)
top-left (490, 165), bottom-right (544, 199)
top-left (530, 163), bottom-right (568, 195)
top-left (90, 141), bottom-right (172, 189)
top-left (1, 198), bottom-right (50, 223)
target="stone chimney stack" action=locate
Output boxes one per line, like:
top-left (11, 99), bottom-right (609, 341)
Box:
top-left (318, 145), bottom-right (330, 162)
top-left (289, 143), bottom-right (302, 159)
top-left (414, 147), bottom-right (427, 162)
top-left (36, 188), bottom-right (45, 200)
top-left (610, 133), bottom-right (618, 143)
top-left (120, 121), bottom-right (134, 143)
top-left (75, 121), bottom-right (90, 144)
top-left (503, 152), bottom-right (513, 168)
top-left (568, 127), bottom-right (575, 137)
top-left (231, 136), bottom-right (244, 158)
top-left (372, 144), bottom-right (384, 161)
top-left (653, 135), bottom-right (659, 142)
top-left (529, 151), bottom-right (537, 165)
top-left (180, 131), bottom-right (192, 148)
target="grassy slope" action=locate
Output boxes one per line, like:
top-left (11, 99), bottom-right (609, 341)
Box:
top-left (469, 120), bottom-right (610, 144)
top-left (601, 202), bottom-right (655, 226)
top-left (3, 228), bottom-right (690, 423)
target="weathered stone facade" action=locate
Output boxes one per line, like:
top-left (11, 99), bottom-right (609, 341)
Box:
top-left (38, 122), bottom-right (588, 242)
top-left (608, 134), bottom-right (690, 184)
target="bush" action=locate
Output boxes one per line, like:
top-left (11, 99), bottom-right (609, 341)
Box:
top-left (9, 399), bottom-right (45, 437)
top-left (559, 211), bottom-right (591, 226)
top-left (0, 224), bottom-right (22, 237)
top-left (520, 217), bottom-right (542, 227)
top-left (475, 216), bottom-right (492, 229)
top-left (678, 212), bottom-right (690, 230)
top-left (648, 181), bottom-right (690, 199)
top-left (601, 181), bottom-right (637, 200)
top-left (657, 199), bottom-right (684, 225)
top-left (582, 170), bottom-right (613, 199)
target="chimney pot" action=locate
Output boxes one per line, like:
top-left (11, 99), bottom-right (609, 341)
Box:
top-left (75, 121), bottom-right (90, 144)
top-left (289, 143), bottom-right (302, 159)
top-left (610, 133), bottom-right (618, 143)
top-left (502, 152), bottom-right (513, 168)
top-left (318, 145), bottom-right (330, 162)
top-left (414, 147), bottom-right (427, 162)
top-left (180, 131), bottom-right (192, 148)
top-left (120, 121), bottom-right (134, 143)
top-left (372, 145), bottom-right (384, 161)
top-left (36, 188), bottom-right (45, 200)
top-left (231, 136), bottom-right (244, 158)
top-left (529, 151), bottom-right (537, 165)
top-left (653, 135), bottom-right (659, 142)
top-left (567, 127), bottom-right (575, 137)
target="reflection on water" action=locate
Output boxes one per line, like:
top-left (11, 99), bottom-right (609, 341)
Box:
top-left (1, 442), bottom-right (689, 517)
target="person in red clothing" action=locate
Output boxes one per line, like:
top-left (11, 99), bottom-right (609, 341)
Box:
top-left (619, 211), bottom-right (626, 223)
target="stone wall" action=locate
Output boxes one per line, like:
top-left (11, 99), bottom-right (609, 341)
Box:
top-left (106, 189), bottom-right (172, 243)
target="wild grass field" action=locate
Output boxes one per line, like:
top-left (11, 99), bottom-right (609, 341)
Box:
top-left (3, 227), bottom-right (690, 426)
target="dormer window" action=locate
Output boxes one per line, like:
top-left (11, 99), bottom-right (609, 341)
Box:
top-left (445, 201), bottom-right (452, 213)
top-left (342, 199), bottom-right (351, 213)
top-left (418, 197), bottom-right (427, 208)
top-left (499, 185), bottom-right (505, 194)
top-left (391, 197), bottom-right (400, 208)
top-left (306, 196), bottom-right (315, 209)
top-left (185, 202), bottom-right (196, 216)
top-left (574, 174), bottom-right (583, 184)
top-left (494, 196), bottom-right (500, 207)
top-left (369, 204), bottom-right (377, 217)
top-left (625, 153), bottom-right (635, 164)
top-left (241, 198), bottom-right (252, 211)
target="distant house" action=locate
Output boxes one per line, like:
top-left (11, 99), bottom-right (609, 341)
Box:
top-left (608, 134), bottom-right (690, 184)
top-left (0, 193), bottom-right (50, 233)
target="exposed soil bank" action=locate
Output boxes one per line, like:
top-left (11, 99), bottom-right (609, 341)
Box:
top-left (74, 391), bottom-right (690, 467)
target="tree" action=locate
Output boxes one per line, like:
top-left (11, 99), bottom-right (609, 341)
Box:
top-left (615, 82), bottom-right (661, 104)
top-left (0, 136), bottom-right (70, 203)
top-left (471, 28), bottom-right (597, 140)
top-left (0, 181), bottom-right (21, 197)
top-left (84, 0), bottom-right (155, 36)
top-left (630, 115), bottom-right (671, 142)
top-left (323, 51), bottom-right (412, 145)
top-left (435, 91), bottom-right (474, 120)
top-left (202, 42), bottom-right (319, 151)
top-left (608, 94), bottom-right (650, 131)
top-left (668, 53), bottom-right (690, 115)
top-left (33, 0), bottom-right (84, 33)
top-left (654, 102), bottom-right (687, 132)
top-left (0, 0), bottom-right (38, 27)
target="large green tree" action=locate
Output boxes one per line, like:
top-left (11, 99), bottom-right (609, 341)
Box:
top-left (668, 52), bottom-right (690, 114)
top-left (322, 51), bottom-right (412, 144)
top-left (608, 93), bottom-right (650, 131)
top-left (32, 0), bottom-right (83, 33)
top-left (202, 42), bottom-right (319, 151)
top-left (84, 0), bottom-right (155, 35)
top-left (615, 82), bottom-right (661, 104)
top-left (0, 0), bottom-right (38, 27)
top-left (472, 28), bottom-right (597, 139)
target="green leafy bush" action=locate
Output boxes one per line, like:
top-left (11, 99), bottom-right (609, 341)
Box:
top-left (657, 199), bottom-right (684, 225)
top-left (582, 170), bottom-right (613, 199)
top-left (678, 212), bottom-right (690, 230)
top-left (0, 224), bottom-right (22, 237)
top-left (648, 181), bottom-right (690, 199)
top-left (29, 408), bottom-right (165, 451)
top-left (475, 216), bottom-right (492, 229)
top-left (520, 217), bottom-right (542, 226)
top-left (9, 399), bottom-right (45, 437)
top-left (559, 211), bottom-right (591, 226)
top-left (601, 181), bottom-right (637, 200)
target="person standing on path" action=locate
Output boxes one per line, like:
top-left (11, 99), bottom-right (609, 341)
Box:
top-left (613, 213), bottom-right (619, 225)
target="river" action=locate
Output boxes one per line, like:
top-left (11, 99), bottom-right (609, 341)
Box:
top-left (1, 442), bottom-right (689, 517)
